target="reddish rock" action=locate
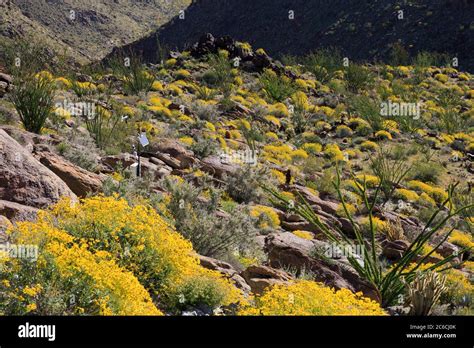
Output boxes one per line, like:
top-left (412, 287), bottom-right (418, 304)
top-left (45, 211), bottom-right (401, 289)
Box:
top-left (36, 151), bottom-right (105, 197)
top-left (265, 232), bottom-right (381, 303)
top-left (198, 254), bottom-right (251, 294)
top-left (0, 200), bottom-right (38, 221)
top-left (240, 265), bottom-right (293, 294)
top-left (0, 130), bottom-right (77, 208)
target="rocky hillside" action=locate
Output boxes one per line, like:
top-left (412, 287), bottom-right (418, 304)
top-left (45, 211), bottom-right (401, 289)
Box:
top-left (0, 0), bottom-right (191, 64)
top-left (0, 32), bottom-right (473, 316)
top-left (112, 0), bottom-right (474, 72)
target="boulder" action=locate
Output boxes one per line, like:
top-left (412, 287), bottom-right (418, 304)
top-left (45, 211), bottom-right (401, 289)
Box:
top-left (437, 241), bottom-right (460, 258)
top-left (151, 152), bottom-right (181, 169)
top-left (0, 130), bottom-right (77, 208)
top-left (198, 255), bottom-right (251, 294)
top-left (0, 200), bottom-right (38, 221)
top-left (240, 265), bottom-right (292, 294)
top-left (36, 151), bottom-right (105, 197)
top-left (149, 139), bottom-right (196, 169)
top-left (100, 154), bottom-right (171, 179)
top-left (201, 155), bottom-right (239, 178)
top-left (0, 73), bottom-right (12, 98)
top-left (0, 73), bottom-right (13, 85)
top-left (382, 239), bottom-right (409, 261)
top-left (0, 82), bottom-right (8, 97)
top-left (0, 125), bottom-right (60, 153)
top-left (265, 232), bottom-right (381, 302)
top-left (289, 184), bottom-right (339, 215)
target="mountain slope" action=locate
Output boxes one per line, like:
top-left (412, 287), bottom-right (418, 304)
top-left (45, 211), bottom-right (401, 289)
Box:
top-left (0, 0), bottom-right (191, 64)
top-left (112, 0), bottom-right (474, 71)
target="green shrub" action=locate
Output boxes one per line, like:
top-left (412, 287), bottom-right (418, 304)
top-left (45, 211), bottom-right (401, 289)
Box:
top-left (109, 53), bottom-right (154, 95)
top-left (259, 70), bottom-right (296, 102)
top-left (302, 48), bottom-right (342, 83)
top-left (314, 169), bottom-right (337, 198)
top-left (225, 165), bottom-right (268, 204)
top-left (370, 148), bottom-right (412, 203)
top-left (203, 54), bottom-right (234, 96)
top-left (10, 75), bottom-right (56, 134)
top-left (349, 95), bottom-right (383, 131)
top-left (169, 275), bottom-right (229, 312)
top-left (409, 161), bottom-right (444, 184)
top-left (412, 51), bottom-right (451, 68)
top-left (389, 43), bottom-right (410, 66)
top-left (345, 64), bottom-right (373, 93)
top-left (190, 136), bottom-right (219, 159)
top-left (193, 84), bottom-right (219, 101)
top-left (85, 104), bottom-right (133, 152)
top-left (162, 178), bottom-right (259, 259)
top-left (55, 133), bottom-right (101, 172)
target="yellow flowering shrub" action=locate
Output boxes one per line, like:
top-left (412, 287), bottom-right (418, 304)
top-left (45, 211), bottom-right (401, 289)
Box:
top-left (418, 192), bottom-right (437, 207)
top-left (302, 142), bottom-right (322, 155)
top-left (262, 144), bottom-right (293, 164)
top-left (375, 130), bottom-right (393, 140)
top-left (440, 268), bottom-right (474, 306)
top-left (268, 103), bottom-right (289, 118)
top-left (1, 215), bottom-right (161, 315)
top-left (407, 180), bottom-right (448, 204)
top-left (166, 83), bottom-right (184, 96)
top-left (359, 216), bottom-right (389, 235)
top-left (292, 230), bottom-right (314, 240)
top-left (239, 280), bottom-right (386, 315)
top-left (175, 69), bottom-right (191, 80)
top-left (449, 230), bottom-right (474, 250)
top-left (435, 73), bottom-right (449, 83)
top-left (55, 77), bottom-right (72, 89)
top-left (394, 188), bottom-right (420, 202)
top-left (179, 136), bottom-right (194, 146)
top-left (360, 140), bottom-right (379, 152)
top-left (324, 143), bottom-right (345, 162)
top-left (315, 120), bottom-right (332, 131)
top-left (290, 149), bottom-right (309, 161)
top-left (265, 131), bottom-right (279, 141)
top-left (335, 125), bottom-right (353, 138)
top-left (348, 117), bottom-right (372, 135)
top-left (264, 115), bottom-right (281, 127)
top-left (355, 174), bottom-right (380, 188)
top-left (250, 205), bottom-right (280, 230)
top-left (151, 81), bottom-right (164, 91)
top-left (336, 202), bottom-right (357, 217)
top-left (270, 169), bottom-right (287, 184)
top-left (164, 58), bottom-right (177, 68)
top-left (149, 105), bottom-right (172, 118)
top-left (1, 196), bottom-right (244, 315)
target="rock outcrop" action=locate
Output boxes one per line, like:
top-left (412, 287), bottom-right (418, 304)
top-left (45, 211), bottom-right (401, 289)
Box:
top-left (0, 129), bottom-right (77, 208)
top-left (0, 200), bottom-right (38, 221)
top-left (35, 151), bottom-right (105, 198)
top-left (265, 232), bottom-right (381, 303)
top-left (240, 265), bottom-right (293, 294)
top-left (198, 255), bottom-right (251, 293)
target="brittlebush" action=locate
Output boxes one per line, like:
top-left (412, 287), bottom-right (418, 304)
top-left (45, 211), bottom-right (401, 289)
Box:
top-left (1, 217), bottom-right (161, 315)
top-left (1, 196), bottom-right (244, 315)
top-left (239, 280), bottom-right (386, 316)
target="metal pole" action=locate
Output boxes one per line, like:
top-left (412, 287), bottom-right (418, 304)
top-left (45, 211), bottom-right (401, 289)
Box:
top-left (137, 140), bottom-right (141, 178)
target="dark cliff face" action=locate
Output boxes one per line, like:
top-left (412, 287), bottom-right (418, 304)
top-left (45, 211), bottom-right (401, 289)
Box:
top-left (109, 0), bottom-right (474, 71)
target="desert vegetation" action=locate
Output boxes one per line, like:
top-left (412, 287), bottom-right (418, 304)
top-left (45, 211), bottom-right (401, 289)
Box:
top-left (0, 33), bottom-right (473, 317)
